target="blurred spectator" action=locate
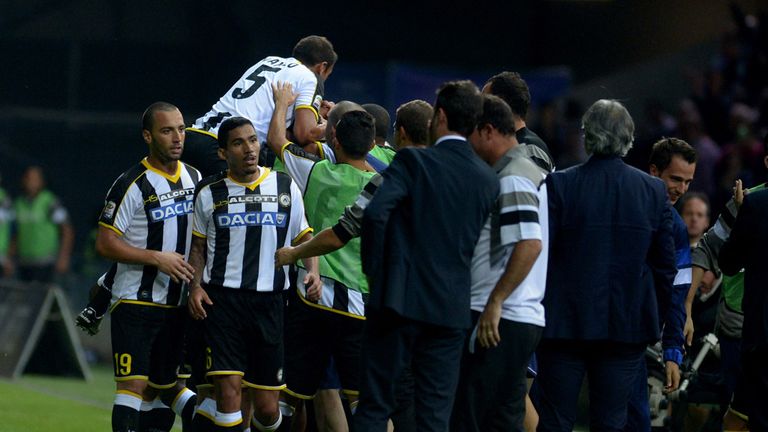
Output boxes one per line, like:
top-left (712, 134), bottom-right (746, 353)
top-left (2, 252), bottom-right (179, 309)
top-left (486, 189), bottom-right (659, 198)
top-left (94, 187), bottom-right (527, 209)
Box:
top-left (678, 99), bottom-right (722, 198)
top-left (11, 166), bottom-right (74, 283)
top-left (680, 192), bottom-right (711, 247)
top-left (0, 172), bottom-right (12, 277)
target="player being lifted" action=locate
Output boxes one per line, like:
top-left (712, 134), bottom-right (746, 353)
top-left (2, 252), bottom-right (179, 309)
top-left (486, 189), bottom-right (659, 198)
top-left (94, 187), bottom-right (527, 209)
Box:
top-left (187, 35), bottom-right (337, 172)
top-left (76, 35), bottom-right (337, 335)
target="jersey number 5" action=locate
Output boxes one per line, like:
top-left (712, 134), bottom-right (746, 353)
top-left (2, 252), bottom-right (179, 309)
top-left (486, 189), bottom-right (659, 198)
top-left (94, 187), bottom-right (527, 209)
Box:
top-left (231, 65), bottom-right (281, 100)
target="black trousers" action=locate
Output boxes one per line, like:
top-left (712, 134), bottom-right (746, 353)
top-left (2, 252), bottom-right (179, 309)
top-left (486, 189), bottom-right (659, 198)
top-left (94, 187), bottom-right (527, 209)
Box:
top-left (354, 309), bottom-right (466, 432)
top-left (450, 312), bottom-right (542, 432)
top-left (743, 343), bottom-right (768, 431)
top-left (535, 339), bottom-right (645, 432)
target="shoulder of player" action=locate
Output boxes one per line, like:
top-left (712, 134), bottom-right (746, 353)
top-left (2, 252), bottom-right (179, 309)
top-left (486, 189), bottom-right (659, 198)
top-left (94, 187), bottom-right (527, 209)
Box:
top-left (109, 161), bottom-right (150, 194)
top-left (499, 151), bottom-right (545, 186)
top-left (180, 162), bottom-right (203, 184)
top-left (194, 170), bottom-right (228, 197)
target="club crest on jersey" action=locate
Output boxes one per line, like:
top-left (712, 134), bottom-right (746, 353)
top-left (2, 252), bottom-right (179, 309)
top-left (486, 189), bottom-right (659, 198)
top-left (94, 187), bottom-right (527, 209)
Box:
top-left (149, 201), bottom-right (194, 222)
top-left (278, 193), bottom-right (291, 207)
top-left (216, 211), bottom-right (287, 228)
top-left (102, 201), bottom-right (117, 219)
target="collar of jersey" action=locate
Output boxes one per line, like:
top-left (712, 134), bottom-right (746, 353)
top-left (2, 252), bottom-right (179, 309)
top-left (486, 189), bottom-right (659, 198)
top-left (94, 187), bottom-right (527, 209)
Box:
top-left (142, 158), bottom-right (182, 182)
top-left (228, 167), bottom-right (271, 191)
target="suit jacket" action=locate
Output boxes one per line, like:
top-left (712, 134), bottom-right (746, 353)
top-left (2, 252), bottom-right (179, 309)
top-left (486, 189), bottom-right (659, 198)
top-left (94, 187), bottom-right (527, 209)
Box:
top-left (543, 155), bottom-right (676, 344)
top-left (719, 188), bottom-right (768, 349)
top-left (361, 138), bottom-right (499, 329)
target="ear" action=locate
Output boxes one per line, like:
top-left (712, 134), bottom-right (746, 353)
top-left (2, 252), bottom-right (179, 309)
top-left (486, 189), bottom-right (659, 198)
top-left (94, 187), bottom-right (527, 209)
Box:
top-left (649, 164), bottom-right (659, 177)
top-left (142, 129), bottom-right (152, 145)
top-left (218, 147), bottom-right (226, 160)
top-left (763, 155), bottom-right (768, 170)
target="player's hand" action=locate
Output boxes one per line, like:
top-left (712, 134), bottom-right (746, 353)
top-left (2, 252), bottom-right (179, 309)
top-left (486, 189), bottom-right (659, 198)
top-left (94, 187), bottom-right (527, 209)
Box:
top-left (684, 315), bottom-right (694, 347)
top-left (274, 247), bottom-right (297, 266)
top-left (304, 272), bottom-right (322, 303)
top-left (477, 299), bottom-right (502, 348)
top-left (188, 285), bottom-right (213, 320)
top-left (733, 179), bottom-right (746, 209)
top-left (153, 251), bottom-right (195, 283)
top-left (664, 360), bottom-right (681, 393)
top-left (271, 81), bottom-right (299, 108)
top-left (320, 100), bottom-right (335, 119)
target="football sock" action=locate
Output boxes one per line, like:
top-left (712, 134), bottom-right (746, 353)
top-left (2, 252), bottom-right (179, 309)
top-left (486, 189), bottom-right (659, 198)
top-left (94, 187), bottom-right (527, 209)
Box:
top-left (112, 390), bottom-right (142, 432)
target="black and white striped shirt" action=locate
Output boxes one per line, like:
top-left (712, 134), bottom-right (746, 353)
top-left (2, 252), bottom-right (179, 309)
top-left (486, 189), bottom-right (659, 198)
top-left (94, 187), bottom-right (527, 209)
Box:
top-left (192, 168), bottom-right (311, 291)
top-left (99, 158), bottom-right (201, 307)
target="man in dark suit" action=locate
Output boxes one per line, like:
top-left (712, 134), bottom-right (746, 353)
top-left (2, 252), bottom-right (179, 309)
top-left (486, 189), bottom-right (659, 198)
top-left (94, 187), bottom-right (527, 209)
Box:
top-left (535, 99), bottom-right (677, 431)
top-left (719, 187), bottom-right (768, 431)
top-left (354, 80), bottom-right (499, 432)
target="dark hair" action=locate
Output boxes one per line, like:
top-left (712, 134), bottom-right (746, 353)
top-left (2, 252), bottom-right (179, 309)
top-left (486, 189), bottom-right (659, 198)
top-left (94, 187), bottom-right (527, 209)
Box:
top-left (477, 94), bottom-right (516, 136)
top-left (434, 80), bottom-right (483, 137)
top-left (680, 191), bottom-right (710, 217)
top-left (141, 101), bottom-right (178, 131)
top-left (292, 35), bottom-right (338, 68)
top-left (335, 111), bottom-right (375, 159)
top-left (649, 137), bottom-right (697, 172)
top-left (485, 72), bottom-right (531, 119)
top-left (218, 117), bottom-right (254, 148)
top-left (362, 103), bottom-right (391, 140)
top-left (395, 100), bottom-right (433, 145)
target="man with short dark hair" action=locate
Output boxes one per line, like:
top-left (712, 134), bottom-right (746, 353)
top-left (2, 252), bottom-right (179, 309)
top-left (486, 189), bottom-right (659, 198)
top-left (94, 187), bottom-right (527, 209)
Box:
top-left (450, 94), bottom-right (547, 432)
top-left (266, 82), bottom-right (380, 430)
top-left (187, 35), bottom-right (337, 173)
top-left (484, 71), bottom-right (554, 172)
top-left (393, 100), bottom-right (433, 149)
top-left (97, 101), bottom-right (200, 432)
top-left (623, 137), bottom-right (696, 432)
top-left (188, 116), bottom-right (319, 432)
top-left (354, 80), bottom-right (499, 432)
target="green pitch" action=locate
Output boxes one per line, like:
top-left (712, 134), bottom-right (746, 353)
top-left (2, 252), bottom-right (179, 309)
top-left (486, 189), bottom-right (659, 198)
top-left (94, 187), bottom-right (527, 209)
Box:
top-left (0, 365), bottom-right (179, 431)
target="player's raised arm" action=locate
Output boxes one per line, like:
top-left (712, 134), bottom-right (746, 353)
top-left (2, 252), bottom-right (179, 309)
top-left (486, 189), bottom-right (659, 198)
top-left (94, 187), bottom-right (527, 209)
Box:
top-left (266, 81), bottom-right (299, 160)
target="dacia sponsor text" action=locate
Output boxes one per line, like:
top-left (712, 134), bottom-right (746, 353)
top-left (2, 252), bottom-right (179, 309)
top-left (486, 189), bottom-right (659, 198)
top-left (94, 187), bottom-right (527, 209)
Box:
top-left (215, 211), bottom-right (287, 228)
top-left (149, 201), bottom-right (194, 222)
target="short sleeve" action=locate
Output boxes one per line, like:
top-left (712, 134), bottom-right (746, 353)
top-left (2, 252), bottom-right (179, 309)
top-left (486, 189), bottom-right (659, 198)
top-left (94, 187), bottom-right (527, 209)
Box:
top-left (99, 177), bottom-right (141, 235)
top-left (288, 181), bottom-right (312, 244)
top-left (192, 185), bottom-right (213, 238)
top-left (294, 74), bottom-right (322, 121)
top-left (281, 143), bottom-right (319, 193)
top-left (498, 174), bottom-right (541, 246)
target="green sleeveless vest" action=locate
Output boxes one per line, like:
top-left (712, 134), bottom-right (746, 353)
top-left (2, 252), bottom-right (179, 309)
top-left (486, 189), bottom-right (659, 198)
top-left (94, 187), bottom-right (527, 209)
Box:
top-left (0, 188), bottom-right (11, 258)
top-left (303, 161), bottom-right (375, 293)
top-left (14, 190), bottom-right (61, 261)
top-left (370, 145), bottom-right (396, 164)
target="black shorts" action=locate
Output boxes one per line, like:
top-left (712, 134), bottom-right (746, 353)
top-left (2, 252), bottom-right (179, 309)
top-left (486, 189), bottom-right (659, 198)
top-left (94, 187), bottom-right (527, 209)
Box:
top-left (110, 302), bottom-right (186, 388)
top-left (203, 285), bottom-right (285, 390)
top-left (284, 288), bottom-right (365, 399)
top-left (179, 314), bottom-right (209, 390)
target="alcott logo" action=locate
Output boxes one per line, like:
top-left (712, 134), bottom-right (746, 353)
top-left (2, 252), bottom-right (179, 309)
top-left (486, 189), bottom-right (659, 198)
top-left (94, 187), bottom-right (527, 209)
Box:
top-left (158, 188), bottom-right (194, 201)
top-left (216, 212), bottom-right (287, 228)
top-left (149, 201), bottom-right (194, 222)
